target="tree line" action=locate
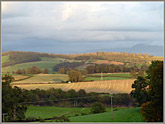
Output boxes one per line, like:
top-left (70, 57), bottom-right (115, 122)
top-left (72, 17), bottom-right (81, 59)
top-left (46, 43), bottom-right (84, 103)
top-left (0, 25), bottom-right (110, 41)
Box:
top-left (86, 64), bottom-right (148, 74)
top-left (12, 66), bottom-right (49, 74)
top-left (53, 61), bottom-right (85, 72)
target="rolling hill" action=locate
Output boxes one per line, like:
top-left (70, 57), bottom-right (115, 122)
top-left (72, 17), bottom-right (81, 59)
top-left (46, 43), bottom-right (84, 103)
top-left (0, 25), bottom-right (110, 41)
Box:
top-left (2, 51), bottom-right (163, 74)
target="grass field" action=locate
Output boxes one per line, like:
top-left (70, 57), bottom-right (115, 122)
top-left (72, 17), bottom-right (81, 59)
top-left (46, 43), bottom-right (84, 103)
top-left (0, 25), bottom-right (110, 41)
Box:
top-left (88, 73), bottom-right (130, 77)
top-left (2, 55), bottom-right (10, 64)
top-left (12, 74), bottom-right (68, 84)
top-left (85, 73), bottom-right (132, 81)
top-left (2, 56), bottom-right (82, 74)
top-left (70, 107), bottom-right (143, 122)
top-left (84, 77), bottom-right (131, 81)
top-left (13, 79), bottom-right (135, 94)
top-left (25, 106), bottom-right (91, 119)
top-left (25, 106), bottom-right (143, 122)
top-left (12, 75), bottom-right (31, 81)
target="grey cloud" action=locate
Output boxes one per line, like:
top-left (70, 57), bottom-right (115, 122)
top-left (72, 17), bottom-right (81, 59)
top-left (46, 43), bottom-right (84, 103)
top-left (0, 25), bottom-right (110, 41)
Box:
top-left (2, 2), bottom-right (164, 53)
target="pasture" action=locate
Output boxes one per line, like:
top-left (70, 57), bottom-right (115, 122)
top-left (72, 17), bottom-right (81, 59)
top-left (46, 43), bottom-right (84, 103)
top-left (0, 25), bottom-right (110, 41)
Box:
top-left (2, 56), bottom-right (82, 73)
top-left (85, 73), bottom-right (132, 81)
top-left (26, 106), bottom-right (92, 119)
top-left (13, 79), bottom-right (135, 94)
top-left (70, 107), bottom-right (143, 122)
top-left (12, 74), bottom-right (68, 84)
top-left (25, 106), bottom-right (143, 122)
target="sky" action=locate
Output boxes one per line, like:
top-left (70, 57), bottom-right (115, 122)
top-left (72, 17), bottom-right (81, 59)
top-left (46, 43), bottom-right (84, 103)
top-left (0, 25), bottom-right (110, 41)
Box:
top-left (1, 2), bottom-right (164, 54)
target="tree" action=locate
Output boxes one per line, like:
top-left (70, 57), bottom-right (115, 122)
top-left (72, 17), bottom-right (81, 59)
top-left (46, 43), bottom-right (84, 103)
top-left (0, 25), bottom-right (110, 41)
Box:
top-left (81, 69), bottom-right (88, 76)
top-left (141, 61), bottom-right (163, 122)
top-left (2, 75), bottom-right (28, 121)
top-left (44, 68), bottom-right (49, 74)
top-left (138, 70), bottom-right (145, 77)
top-left (16, 69), bottom-right (23, 74)
top-left (68, 70), bottom-right (83, 82)
top-left (130, 76), bottom-right (150, 106)
top-left (90, 102), bottom-right (105, 113)
top-left (58, 68), bottom-right (66, 74)
top-left (130, 70), bottom-right (137, 78)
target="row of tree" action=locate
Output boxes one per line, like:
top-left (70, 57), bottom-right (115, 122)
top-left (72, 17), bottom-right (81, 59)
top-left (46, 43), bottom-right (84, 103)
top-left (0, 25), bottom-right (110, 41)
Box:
top-left (86, 64), bottom-right (148, 74)
top-left (13, 66), bottom-right (49, 74)
top-left (53, 62), bottom-right (85, 72)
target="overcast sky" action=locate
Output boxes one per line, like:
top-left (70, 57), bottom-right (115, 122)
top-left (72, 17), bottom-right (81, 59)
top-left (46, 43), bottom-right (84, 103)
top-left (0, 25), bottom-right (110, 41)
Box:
top-left (2, 2), bottom-right (164, 54)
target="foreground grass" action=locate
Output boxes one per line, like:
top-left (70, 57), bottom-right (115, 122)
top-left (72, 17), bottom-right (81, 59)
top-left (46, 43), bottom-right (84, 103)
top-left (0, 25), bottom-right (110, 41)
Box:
top-left (26, 106), bottom-right (142, 122)
top-left (70, 107), bottom-right (143, 122)
top-left (25, 106), bottom-right (91, 119)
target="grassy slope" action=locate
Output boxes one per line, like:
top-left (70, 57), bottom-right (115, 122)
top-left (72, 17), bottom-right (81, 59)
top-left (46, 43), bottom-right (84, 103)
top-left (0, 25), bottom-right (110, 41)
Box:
top-left (12, 74), bottom-right (68, 84)
top-left (2, 55), bottom-right (10, 64)
top-left (25, 106), bottom-right (143, 122)
top-left (2, 56), bottom-right (81, 73)
top-left (2, 57), bottom-right (61, 73)
top-left (70, 107), bottom-right (144, 122)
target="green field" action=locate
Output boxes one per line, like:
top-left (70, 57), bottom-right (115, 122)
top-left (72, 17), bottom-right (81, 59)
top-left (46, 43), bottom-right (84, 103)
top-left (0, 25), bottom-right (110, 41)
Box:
top-left (12, 74), bottom-right (68, 84)
top-left (85, 73), bottom-right (132, 81)
top-left (25, 106), bottom-right (91, 119)
top-left (88, 73), bottom-right (131, 77)
top-left (2, 56), bottom-right (82, 74)
top-left (70, 107), bottom-right (144, 122)
top-left (25, 106), bottom-right (143, 122)
top-left (84, 77), bottom-right (132, 81)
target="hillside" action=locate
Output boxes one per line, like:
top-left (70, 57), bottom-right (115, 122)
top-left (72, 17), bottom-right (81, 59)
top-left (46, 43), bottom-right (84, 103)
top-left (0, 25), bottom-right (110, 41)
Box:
top-left (2, 51), bottom-right (163, 74)
top-left (70, 107), bottom-right (143, 122)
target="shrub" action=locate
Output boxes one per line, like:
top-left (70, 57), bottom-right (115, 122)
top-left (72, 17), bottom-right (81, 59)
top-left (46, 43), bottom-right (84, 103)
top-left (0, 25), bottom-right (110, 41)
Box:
top-left (90, 102), bottom-right (105, 113)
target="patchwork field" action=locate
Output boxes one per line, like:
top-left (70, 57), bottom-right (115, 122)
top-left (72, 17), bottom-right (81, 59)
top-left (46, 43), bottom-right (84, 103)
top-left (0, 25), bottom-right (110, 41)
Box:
top-left (13, 79), bottom-right (135, 94)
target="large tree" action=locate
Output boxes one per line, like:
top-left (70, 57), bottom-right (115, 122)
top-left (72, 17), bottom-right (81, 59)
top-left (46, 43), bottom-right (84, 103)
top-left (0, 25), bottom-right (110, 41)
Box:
top-left (141, 61), bottom-right (163, 122)
top-left (68, 70), bottom-right (83, 82)
top-left (130, 76), bottom-right (150, 106)
top-left (2, 75), bottom-right (28, 122)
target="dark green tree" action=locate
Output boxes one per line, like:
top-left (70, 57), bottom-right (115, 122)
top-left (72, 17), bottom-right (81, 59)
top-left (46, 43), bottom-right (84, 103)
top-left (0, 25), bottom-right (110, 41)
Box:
top-left (2, 75), bottom-right (28, 122)
top-left (90, 102), bottom-right (105, 113)
top-left (130, 76), bottom-right (150, 106)
top-left (141, 61), bottom-right (163, 122)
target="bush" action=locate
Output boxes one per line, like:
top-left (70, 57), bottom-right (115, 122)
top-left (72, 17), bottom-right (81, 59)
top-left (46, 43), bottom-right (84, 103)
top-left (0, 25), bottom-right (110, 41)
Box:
top-left (90, 102), bottom-right (105, 114)
top-left (26, 116), bottom-right (38, 122)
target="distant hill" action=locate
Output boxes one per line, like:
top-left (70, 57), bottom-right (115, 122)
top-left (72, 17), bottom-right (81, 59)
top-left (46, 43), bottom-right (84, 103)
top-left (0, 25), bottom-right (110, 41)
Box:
top-left (87, 44), bottom-right (164, 57)
top-left (2, 51), bottom-right (163, 74)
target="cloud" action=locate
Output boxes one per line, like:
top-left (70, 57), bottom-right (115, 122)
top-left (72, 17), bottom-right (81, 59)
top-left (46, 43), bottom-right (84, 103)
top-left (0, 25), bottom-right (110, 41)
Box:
top-left (1, 1), bottom-right (164, 53)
